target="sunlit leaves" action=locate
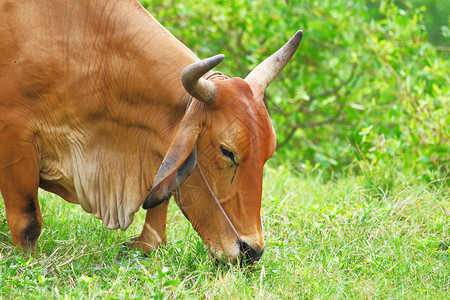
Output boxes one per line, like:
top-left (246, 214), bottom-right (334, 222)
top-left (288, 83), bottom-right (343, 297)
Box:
top-left (137, 0), bottom-right (449, 181)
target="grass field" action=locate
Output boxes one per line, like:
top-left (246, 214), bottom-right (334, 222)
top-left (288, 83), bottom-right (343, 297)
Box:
top-left (1, 164), bottom-right (449, 299)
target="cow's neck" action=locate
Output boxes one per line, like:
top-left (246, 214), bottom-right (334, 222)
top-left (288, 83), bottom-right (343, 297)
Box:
top-left (87, 0), bottom-right (199, 114)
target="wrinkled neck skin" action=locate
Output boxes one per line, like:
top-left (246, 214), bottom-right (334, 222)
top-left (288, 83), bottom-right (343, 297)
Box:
top-left (6, 0), bottom-right (199, 229)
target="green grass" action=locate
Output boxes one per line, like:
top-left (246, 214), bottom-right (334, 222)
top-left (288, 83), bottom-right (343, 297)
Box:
top-left (1, 165), bottom-right (449, 299)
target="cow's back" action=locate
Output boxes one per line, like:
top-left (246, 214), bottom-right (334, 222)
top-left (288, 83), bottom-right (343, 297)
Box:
top-left (1, 0), bottom-right (140, 109)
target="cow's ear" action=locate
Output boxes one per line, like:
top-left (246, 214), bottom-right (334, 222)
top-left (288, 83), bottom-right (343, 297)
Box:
top-left (143, 112), bottom-right (202, 209)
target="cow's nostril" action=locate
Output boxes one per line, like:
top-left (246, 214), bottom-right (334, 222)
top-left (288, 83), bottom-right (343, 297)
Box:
top-left (239, 241), bottom-right (264, 264)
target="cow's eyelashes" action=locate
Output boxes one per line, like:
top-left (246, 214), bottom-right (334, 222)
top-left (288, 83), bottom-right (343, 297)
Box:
top-left (220, 146), bottom-right (235, 162)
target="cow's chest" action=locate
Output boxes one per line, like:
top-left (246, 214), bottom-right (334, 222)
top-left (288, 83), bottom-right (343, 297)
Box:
top-left (37, 121), bottom-right (163, 230)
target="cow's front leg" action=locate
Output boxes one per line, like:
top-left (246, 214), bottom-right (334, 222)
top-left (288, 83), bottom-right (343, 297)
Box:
top-left (3, 191), bottom-right (42, 252)
top-left (0, 139), bottom-right (42, 253)
top-left (127, 200), bottom-right (169, 254)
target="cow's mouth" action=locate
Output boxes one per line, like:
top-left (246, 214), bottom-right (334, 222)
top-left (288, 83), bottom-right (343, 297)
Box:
top-left (239, 241), bottom-right (264, 265)
top-left (211, 240), bottom-right (264, 265)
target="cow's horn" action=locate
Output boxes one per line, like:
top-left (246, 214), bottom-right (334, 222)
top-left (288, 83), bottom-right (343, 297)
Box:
top-left (245, 30), bottom-right (303, 90)
top-left (182, 54), bottom-right (225, 104)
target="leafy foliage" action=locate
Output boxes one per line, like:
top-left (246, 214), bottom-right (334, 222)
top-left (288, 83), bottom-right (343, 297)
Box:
top-left (405, 0), bottom-right (450, 47)
top-left (140, 0), bottom-right (449, 182)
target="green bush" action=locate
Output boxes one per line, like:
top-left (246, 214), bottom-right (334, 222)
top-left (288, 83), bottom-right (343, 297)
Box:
top-left (139, 0), bottom-right (449, 182)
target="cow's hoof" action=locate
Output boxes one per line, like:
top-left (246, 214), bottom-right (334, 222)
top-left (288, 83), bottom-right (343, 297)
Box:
top-left (116, 237), bottom-right (148, 260)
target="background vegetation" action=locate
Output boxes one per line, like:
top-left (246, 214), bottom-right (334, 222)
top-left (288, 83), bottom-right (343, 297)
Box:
top-left (1, 0), bottom-right (449, 298)
top-left (141, 0), bottom-right (449, 183)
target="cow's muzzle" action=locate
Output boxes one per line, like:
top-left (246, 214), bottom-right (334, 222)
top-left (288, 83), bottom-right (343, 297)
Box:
top-left (239, 241), bottom-right (264, 265)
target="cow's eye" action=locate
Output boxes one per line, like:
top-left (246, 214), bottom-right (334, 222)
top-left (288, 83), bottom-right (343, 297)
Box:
top-left (220, 146), bottom-right (235, 162)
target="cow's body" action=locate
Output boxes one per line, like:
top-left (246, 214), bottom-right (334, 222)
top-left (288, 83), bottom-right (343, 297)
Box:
top-left (1, 0), bottom-right (193, 228)
top-left (0, 0), bottom-right (302, 263)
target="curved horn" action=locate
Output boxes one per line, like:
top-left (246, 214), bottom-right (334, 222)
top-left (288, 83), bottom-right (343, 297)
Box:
top-left (245, 30), bottom-right (303, 90)
top-left (182, 54), bottom-right (225, 104)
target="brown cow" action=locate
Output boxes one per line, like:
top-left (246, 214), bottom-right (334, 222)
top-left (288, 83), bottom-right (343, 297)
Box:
top-left (0, 0), bottom-right (302, 263)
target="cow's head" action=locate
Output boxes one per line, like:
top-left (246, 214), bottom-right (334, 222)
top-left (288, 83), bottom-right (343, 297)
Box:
top-left (143, 31), bottom-right (302, 264)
